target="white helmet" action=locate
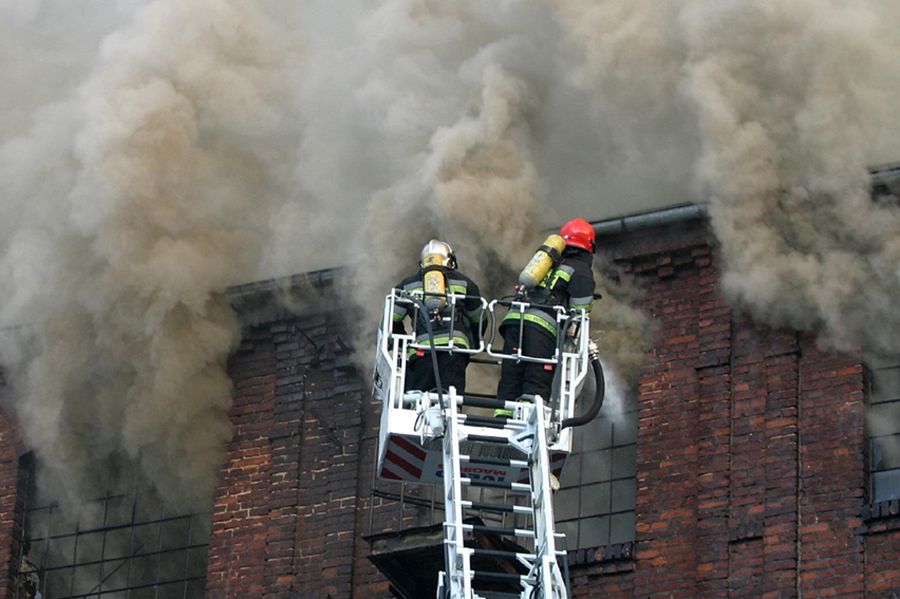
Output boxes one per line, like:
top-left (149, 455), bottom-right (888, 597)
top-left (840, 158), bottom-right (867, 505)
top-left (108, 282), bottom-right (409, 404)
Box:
top-left (419, 239), bottom-right (457, 269)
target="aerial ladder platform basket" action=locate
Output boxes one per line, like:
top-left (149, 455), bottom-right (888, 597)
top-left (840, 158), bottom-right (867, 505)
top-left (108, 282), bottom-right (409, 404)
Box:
top-left (372, 289), bottom-right (602, 599)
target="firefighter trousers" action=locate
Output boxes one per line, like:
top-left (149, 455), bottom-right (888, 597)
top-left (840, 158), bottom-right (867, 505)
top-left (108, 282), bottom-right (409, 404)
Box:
top-left (496, 325), bottom-right (557, 403)
top-left (405, 350), bottom-right (469, 395)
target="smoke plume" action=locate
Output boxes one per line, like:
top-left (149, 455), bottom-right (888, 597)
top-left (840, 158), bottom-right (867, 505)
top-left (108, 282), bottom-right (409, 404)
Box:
top-left (0, 0), bottom-right (299, 510)
top-left (550, 0), bottom-right (900, 356)
top-left (684, 1), bottom-right (900, 357)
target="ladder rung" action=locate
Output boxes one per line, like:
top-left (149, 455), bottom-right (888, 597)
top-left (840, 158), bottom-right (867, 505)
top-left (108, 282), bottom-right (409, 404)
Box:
top-left (462, 478), bottom-right (530, 492)
top-left (473, 593), bottom-right (521, 599)
top-left (460, 414), bottom-right (524, 429)
top-left (472, 570), bottom-right (535, 584)
top-left (463, 500), bottom-right (533, 515)
top-left (460, 395), bottom-right (511, 409)
top-left (461, 391), bottom-right (502, 400)
top-left (471, 547), bottom-right (535, 561)
top-left (467, 524), bottom-right (535, 538)
top-left (464, 433), bottom-right (514, 445)
top-left (461, 454), bottom-right (528, 468)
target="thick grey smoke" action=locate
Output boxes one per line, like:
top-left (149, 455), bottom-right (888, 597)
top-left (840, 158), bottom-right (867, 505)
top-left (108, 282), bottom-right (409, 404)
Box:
top-left (551, 0), bottom-right (900, 475)
top-left (355, 64), bottom-right (544, 319)
top-left (0, 0), bottom-right (300, 510)
top-left (683, 1), bottom-right (900, 357)
top-left (551, 0), bottom-right (900, 356)
top-left (4, 0), bottom-right (899, 519)
top-left (334, 1), bottom-right (659, 387)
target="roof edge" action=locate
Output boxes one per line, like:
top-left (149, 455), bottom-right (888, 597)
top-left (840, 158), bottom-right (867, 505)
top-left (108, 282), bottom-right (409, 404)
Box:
top-left (591, 203), bottom-right (709, 237)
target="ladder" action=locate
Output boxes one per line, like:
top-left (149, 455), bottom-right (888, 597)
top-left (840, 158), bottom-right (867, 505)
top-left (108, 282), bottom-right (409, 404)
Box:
top-left (432, 387), bottom-right (568, 599)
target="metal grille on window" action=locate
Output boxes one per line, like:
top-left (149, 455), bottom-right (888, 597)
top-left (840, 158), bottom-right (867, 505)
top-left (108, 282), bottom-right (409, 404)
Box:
top-left (553, 392), bottom-right (637, 549)
top-left (12, 454), bottom-right (209, 599)
top-left (868, 360), bottom-right (900, 503)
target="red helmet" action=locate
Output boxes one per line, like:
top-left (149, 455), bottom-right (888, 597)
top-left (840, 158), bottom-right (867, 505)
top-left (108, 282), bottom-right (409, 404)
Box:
top-left (560, 218), bottom-right (596, 252)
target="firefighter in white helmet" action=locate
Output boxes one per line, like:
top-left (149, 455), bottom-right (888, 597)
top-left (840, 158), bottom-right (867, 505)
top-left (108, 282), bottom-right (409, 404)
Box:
top-left (392, 240), bottom-right (485, 394)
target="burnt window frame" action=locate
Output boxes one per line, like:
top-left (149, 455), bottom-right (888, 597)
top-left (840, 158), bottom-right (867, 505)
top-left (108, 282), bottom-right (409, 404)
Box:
top-left (865, 361), bottom-right (900, 505)
top-left (11, 453), bottom-right (210, 599)
top-left (552, 391), bottom-right (638, 550)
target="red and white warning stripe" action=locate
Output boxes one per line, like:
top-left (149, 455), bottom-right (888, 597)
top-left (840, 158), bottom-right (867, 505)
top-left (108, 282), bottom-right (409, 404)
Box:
top-left (381, 434), bottom-right (427, 481)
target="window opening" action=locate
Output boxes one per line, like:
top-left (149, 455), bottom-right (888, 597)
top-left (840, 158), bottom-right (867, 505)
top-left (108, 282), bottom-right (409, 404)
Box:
top-left (13, 455), bottom-right (209, 599)
top-left (867, 360), bottom-right (900, 503)
top-left (553, 391), bottom-right (637, 549)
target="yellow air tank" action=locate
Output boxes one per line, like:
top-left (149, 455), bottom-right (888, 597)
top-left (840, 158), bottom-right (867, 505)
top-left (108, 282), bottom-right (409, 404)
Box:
top-left (518, 234), bottom-right (566, 289)
top-left (421, 253), bottom-right (448, 311)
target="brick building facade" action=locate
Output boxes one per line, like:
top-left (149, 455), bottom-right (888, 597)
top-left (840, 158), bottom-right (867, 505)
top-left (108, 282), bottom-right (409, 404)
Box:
top-left (0, 370), bottom-right (24, 599)
top-left (1, 216), bottom-right (899, 597)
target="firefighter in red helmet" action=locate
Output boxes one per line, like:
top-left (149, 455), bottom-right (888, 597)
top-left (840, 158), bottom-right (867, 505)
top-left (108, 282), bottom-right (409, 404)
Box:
top-left (495, 218), bottom-right (596, 411)
top-left (559, 217), bottom-right (596, 253)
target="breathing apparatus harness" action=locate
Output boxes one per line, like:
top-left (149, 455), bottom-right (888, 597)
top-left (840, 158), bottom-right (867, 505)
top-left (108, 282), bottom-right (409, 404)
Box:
top-left (414, 295), bottom-right (447, 410)
top-left (411, 244), bottom-right (459, 413)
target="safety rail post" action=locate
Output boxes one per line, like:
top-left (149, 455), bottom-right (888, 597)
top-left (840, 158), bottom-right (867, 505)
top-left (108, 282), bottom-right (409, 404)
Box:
top-left (441, 388), bottom-right (473, 599)
top-left (529, 394), bottom-right (568, 598)
top-left (555, 308), bottom-right (591, 426)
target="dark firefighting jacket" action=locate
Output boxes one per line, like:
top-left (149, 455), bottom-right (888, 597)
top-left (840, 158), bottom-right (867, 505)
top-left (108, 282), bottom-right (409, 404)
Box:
top-left (392, 268), bottom-right (484, 353)
top-left (502, 247), bottom-right (595, 338)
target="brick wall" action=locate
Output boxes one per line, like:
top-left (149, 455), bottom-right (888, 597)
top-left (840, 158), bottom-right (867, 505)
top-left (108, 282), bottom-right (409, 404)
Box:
top-left (207, 305), bottom-right (393, 598)
top-left (207, 221), bottom-right (900, 598)
top-left (207, 324), bottom-right (276, 596)
top-left (865, 518), bottom-right (900, 595)
top-left (0, 372), bottom-right (23, 599)
top-left (565, 224), bottom-right (892, 598)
